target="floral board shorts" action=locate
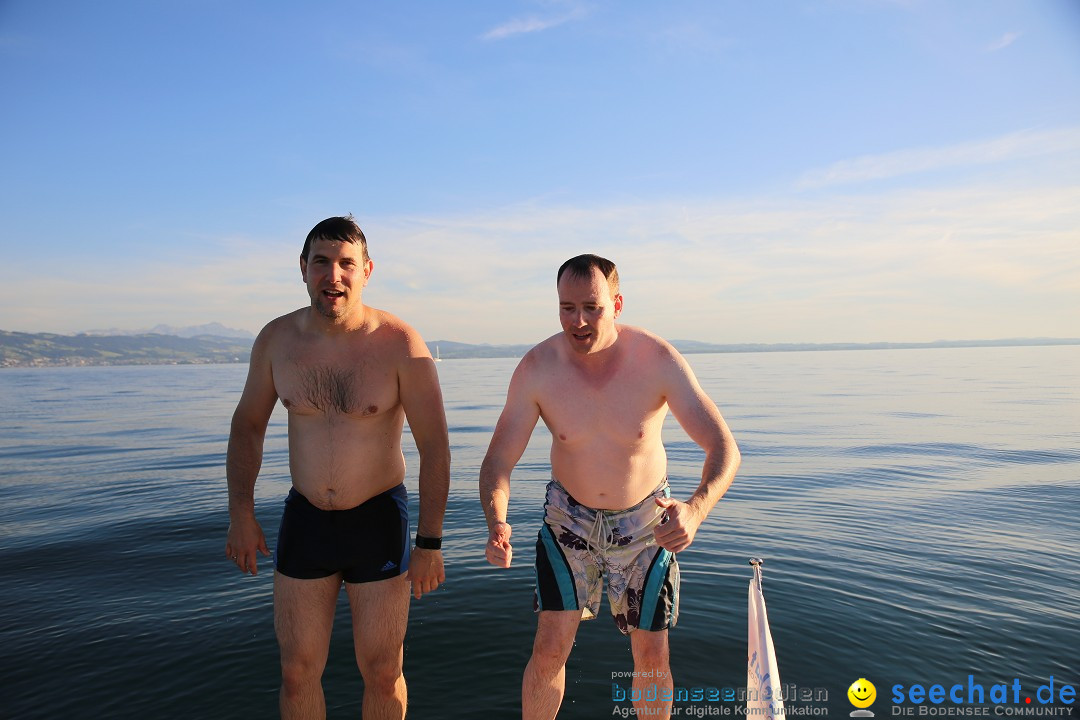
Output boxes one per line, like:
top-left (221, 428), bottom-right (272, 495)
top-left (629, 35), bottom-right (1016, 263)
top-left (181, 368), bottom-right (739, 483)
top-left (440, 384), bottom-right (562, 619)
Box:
top-left (533, 478), bottom-right (680, 635)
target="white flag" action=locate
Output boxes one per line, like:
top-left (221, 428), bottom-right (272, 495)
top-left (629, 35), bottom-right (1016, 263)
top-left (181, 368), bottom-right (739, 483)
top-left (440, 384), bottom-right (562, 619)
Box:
top-left (747, 560), bottom-right (785, 720)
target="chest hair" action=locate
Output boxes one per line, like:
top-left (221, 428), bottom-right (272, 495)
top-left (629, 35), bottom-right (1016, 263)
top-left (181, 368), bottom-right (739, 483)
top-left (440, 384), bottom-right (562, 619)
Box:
top-left (300, 366), bottom-right (359, 414)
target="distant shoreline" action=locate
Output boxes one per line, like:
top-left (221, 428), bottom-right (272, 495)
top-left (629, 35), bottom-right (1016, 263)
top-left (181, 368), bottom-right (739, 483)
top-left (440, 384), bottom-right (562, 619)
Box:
top-left (2, 329), bottom-right (1077, 369)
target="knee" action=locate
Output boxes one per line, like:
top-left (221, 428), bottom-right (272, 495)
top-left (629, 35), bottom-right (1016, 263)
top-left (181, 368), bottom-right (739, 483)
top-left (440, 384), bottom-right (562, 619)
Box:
top-left (632, 637), bottom-right (669, 671)
top-left (530, 632), bottom-right (574, 670)
top-left (356, 653), bottom-right (403, 696)
top-left (280, 655), bottom-right (324, 696)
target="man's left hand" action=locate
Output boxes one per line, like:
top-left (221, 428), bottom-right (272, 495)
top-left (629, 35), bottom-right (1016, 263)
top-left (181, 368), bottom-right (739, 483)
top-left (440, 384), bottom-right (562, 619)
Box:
top-left (408, 547), bottom-right (445, 599)
top-left (652, 497), bottom-right (705, 553)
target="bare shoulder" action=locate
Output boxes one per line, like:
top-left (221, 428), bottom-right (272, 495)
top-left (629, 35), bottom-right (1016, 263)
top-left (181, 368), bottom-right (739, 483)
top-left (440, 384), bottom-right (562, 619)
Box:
top-left (367, 307), bottom-right (432, 359)
top-left (617, 326), bottom-right (698, 398)
top-left (491, 335), bottom-right (555, 404)
top-left (620, 325), bottom-right (683, 364)
top-left (254, 309), bottom-right (306, 351)
top-left (515, 333), bottom-right (563, 378)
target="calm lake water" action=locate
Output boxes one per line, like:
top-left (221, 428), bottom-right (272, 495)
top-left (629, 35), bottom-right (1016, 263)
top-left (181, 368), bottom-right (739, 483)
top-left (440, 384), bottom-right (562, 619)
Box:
top-left (1, 346), bottom-right (1078, 718)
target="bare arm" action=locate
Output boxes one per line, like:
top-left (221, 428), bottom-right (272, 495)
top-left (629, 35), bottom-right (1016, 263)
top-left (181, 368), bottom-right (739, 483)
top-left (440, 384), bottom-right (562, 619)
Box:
top-left (399, 339), bottom-right (450, 599)
top-left (653, 346), bottom-right (741, 553)
top-left (225, 328), bottom-right (279, 575)
top-left (479, 355), bottom-right (542, 567)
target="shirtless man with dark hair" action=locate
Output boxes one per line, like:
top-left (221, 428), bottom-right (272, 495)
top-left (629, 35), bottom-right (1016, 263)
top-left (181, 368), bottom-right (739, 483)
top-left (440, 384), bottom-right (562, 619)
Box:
top-left (226, 215), bottom-right (449, 720)
top-left (480, 253), bottom-right (740, 720)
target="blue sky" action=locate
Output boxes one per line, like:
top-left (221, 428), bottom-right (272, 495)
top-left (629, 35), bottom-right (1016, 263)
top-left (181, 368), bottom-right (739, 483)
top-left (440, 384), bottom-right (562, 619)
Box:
top-left (2, 1), bottom-right (1078, 344)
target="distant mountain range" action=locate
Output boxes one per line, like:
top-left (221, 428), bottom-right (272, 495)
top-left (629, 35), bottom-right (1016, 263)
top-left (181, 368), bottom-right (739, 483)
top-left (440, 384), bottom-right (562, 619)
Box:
top-left (1, 328), bottom-right (1077, 368)
top-left (83, 322), bottom-right (255, 339)
top-left (1, 329), bottom-right (253, 368)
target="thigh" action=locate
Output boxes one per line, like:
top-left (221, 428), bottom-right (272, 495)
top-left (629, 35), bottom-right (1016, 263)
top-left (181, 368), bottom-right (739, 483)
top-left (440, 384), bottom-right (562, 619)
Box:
top-left (532, 609), bottom-right (583, 659)
top-left (345, 574), bottom-right (411, 666)
top-left (535, 524), bottom-right (602, 618)
top-left (339, 484), bottom-right (410, 584)
top-left (274, 571), bottom-right (341, 666)
top-left (608, 538), bottom-right (679, 634)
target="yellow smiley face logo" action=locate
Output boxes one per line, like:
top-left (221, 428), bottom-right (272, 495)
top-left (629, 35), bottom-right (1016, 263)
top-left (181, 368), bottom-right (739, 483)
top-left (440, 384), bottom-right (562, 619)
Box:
top-left (848, 678), bottom-right (876, 708)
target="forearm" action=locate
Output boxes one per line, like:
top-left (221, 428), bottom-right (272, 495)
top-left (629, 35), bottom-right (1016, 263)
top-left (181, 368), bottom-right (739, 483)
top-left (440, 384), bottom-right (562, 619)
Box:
top-left (415, 442), bottom-right (450, 537)
top-left (686, 438), bottom-right (741, 517)
top-left (478, 457), bottom-right (511, 533)
top-left (226, 426), bottom-right (265, 519)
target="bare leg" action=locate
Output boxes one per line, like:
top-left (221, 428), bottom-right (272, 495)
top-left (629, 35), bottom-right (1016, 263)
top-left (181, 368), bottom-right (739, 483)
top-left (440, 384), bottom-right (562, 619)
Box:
top-left (275, 572), bottom-right (342, 720)
top-left (630, 628), bottom-right (672, 720)
top-left (522, 610), bottom-right (581, 720)
top-left (345, 574), bottom-right (410, 720)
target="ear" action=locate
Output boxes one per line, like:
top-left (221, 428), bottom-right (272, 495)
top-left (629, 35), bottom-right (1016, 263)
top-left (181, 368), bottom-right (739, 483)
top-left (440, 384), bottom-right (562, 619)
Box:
top-left (613, 293), bottom-right (624, 318)
top-left (361, 259), bottom-right (374, 286)
top-left (300, 256), bottom-right (308, 283)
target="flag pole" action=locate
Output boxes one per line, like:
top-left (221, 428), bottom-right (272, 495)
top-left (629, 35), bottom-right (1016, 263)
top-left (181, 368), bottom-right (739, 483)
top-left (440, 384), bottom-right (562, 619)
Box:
top-left (747, 558), bottom-right (786, 719)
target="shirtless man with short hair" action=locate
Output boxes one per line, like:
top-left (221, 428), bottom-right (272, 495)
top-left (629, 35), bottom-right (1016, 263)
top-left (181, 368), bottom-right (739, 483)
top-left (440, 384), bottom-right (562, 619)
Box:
top-left (226, 216), bottom-right (449, 720)
top-left (479, 254), bottom-right (740, 720)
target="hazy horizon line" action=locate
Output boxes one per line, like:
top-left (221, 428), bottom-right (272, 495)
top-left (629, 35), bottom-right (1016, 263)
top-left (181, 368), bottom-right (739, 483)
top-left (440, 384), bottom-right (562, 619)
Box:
top-left (3, 327), bottom-right (1079, 349)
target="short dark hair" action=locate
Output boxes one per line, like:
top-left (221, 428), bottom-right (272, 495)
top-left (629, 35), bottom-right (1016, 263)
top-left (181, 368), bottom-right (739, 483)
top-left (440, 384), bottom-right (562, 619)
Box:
top-left (557, 254), bottom-right (619, 296)
top-left (301, 215), bottom-right (370, 263)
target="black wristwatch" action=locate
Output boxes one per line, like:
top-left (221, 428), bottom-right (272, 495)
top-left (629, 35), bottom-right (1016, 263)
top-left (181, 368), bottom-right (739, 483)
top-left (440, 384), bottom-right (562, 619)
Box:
top-left (415, 534), bottom-right (443, 550)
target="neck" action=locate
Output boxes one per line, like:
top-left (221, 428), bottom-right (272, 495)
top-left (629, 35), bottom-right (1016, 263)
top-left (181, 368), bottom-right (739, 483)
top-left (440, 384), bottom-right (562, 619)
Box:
top-left (567, 327), bottom-right (621, 367)
top-left (306, 303), bottom-right (369, 334)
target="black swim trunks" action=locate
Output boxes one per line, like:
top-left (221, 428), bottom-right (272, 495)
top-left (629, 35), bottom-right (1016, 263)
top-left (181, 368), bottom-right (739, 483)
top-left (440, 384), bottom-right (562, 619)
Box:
top-left (274, 485), bottom-right (410, 583)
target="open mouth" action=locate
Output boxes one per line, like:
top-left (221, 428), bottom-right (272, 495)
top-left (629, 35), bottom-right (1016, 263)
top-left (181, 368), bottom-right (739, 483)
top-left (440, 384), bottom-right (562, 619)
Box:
top-left (323, 289), bottom-right (345, 299)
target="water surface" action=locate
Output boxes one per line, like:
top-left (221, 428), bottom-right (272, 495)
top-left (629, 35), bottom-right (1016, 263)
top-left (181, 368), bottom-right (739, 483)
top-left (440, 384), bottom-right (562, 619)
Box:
top-left (1, 346), bottom-right (1077, 717)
